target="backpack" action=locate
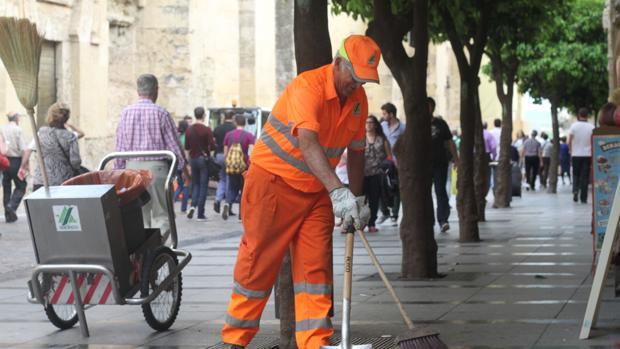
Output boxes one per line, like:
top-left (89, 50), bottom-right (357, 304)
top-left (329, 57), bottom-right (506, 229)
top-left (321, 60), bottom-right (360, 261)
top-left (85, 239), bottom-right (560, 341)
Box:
top-left (225, 131), bottom-right (247, 175)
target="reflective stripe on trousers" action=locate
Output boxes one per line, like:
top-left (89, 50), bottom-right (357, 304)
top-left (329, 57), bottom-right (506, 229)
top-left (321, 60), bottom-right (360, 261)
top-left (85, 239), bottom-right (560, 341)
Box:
top-left (221, 165), bottom-right (334, 349)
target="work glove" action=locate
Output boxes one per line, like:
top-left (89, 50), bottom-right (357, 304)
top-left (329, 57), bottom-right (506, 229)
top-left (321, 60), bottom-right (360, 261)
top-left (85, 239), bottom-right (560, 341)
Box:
top-left (329, 187), bottom-right (359, 230)
top-left (355, 196), bottom-right (370, 230)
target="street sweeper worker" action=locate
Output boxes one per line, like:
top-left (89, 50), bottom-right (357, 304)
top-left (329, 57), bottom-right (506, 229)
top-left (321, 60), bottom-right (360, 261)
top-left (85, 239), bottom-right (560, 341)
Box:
top-left (221, 35), bottom-right (381, 349)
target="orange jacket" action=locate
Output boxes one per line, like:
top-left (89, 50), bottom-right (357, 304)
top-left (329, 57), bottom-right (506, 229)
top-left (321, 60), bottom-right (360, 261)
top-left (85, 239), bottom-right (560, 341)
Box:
top-left (251, 63), bottom-right (368, 193)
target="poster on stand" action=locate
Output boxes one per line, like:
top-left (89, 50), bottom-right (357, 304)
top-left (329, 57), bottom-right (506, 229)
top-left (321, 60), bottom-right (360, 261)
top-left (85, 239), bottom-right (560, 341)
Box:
top-left (593, 133), bottom-right (620, 250)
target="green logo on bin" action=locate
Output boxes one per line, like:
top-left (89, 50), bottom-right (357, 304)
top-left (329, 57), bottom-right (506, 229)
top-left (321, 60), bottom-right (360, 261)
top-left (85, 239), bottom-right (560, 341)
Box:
top-left (53, 205), bottom-right (82, 231)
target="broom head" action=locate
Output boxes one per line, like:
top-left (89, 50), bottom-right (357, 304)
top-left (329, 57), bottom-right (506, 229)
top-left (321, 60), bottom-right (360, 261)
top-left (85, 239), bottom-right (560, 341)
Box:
top-left (0, 17), bottom-right (43, 110)
top-left (396, 327), bottom-right (448, 349)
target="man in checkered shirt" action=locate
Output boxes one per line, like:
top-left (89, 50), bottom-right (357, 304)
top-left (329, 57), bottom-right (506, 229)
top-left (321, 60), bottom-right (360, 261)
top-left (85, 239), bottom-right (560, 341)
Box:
top-left (115, 74), bottom-right (189, 236)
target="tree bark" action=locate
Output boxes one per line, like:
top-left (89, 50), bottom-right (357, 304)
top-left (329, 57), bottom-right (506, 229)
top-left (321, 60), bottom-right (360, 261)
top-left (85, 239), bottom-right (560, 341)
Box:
top-left (276, 252), bottom-right (296, 349)
top-left (457, 75), bottom-right (481, 241)
top-left (495, 90), bottom-right (514, 207)
top-left (473, 87), bottom-right (488, 221)
top-left (438, 3), bottom-right (492, 242)
top-left (489, 52), bottom-right (516, 208)
top-left (274, 2), bottom-right (333, 347)
top-left (367, 0), bottom-right (438, 278)
top-left (547, 103), bottom-right (560, 194)
top-left (294, 0), bottom-right (332, 74)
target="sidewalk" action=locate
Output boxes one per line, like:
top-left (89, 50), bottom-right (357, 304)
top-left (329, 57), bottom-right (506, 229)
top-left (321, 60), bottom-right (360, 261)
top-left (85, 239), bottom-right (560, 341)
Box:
top-left (0, 186), bottom-right (619, 348)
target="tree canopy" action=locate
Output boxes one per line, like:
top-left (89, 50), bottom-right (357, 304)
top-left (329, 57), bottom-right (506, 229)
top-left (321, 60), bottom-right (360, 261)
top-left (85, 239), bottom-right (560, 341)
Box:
top-left (517, 0), bottom-right (607, 113)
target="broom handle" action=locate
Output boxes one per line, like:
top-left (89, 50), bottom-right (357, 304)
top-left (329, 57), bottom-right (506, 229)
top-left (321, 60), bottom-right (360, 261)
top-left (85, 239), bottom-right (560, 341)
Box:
top-left (27, 108), bottom-right (49, 188)
top-left (356, 229), bottom-right (416, 330)
top-left (341, 231), bottom-right (354, 347)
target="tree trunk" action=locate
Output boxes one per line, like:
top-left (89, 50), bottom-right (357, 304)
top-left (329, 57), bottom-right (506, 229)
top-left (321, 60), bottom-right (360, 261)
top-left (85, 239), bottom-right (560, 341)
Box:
top-left (294, 0), bottom-right (332, 74)
top-left (397, 0), bottom-right (437, 278)
top-left (367, 0), bottom-right (437, 278)
top-left (494, 89), bottom-right (514, 208)
top-left (439, 3), bottom-right (491, 242)
top-left (273, 2), bottom-right (333, 347)
top-left (457, 75), bottom-right (481, 241)
top-left (547, 103), bottom-right (560, 194)
top-left (276, 252), bottom-right (296, 349)
top-left (473, 89), bottom-right (488, 222)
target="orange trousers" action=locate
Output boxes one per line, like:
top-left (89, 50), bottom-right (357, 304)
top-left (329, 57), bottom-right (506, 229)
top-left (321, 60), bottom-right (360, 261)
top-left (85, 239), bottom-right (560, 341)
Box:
top-left (221, 165), bottom-right (335, 349)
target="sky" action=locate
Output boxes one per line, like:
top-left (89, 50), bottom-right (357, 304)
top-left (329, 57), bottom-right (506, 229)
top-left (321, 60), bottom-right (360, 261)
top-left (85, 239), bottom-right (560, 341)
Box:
top-left (521, 94), bottom-right (571, 136)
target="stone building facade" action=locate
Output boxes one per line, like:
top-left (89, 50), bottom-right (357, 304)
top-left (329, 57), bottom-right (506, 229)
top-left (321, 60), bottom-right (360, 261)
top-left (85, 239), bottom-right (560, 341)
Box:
top-left (0, 0), bottom-right (522, 168)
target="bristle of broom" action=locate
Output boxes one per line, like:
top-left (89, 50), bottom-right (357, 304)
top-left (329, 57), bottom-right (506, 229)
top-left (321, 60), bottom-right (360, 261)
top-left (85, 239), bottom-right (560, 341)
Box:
top-left (397, 333), bottom-right (449, 349)
top-left (0, 17), bottom-right (43, 109)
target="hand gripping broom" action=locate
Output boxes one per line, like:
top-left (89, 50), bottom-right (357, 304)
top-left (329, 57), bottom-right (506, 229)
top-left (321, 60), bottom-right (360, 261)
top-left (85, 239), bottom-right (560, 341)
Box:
top-left (356, 230), bottom-right (448, 349)
top-left (0, 17), bottom-right (48, 188)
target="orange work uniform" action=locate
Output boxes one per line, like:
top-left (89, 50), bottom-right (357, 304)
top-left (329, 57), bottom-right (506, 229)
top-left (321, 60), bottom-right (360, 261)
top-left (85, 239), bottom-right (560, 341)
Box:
top-left (221, 63), bottom-right (368, 349)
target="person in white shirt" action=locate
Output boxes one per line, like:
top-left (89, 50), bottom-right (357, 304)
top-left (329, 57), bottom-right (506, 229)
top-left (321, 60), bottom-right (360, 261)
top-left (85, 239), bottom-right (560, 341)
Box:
top-left (568, 108), bottom-right (595, 203)
top-left (490, 118), bottom-right (502, 150)
top-left (2, 112), bottom-right (27, 223)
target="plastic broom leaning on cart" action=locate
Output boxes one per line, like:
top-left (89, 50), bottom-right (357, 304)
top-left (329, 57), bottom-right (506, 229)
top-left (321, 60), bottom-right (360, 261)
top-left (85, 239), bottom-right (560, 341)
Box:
top-left (0, 17), bottom-right (48, 188)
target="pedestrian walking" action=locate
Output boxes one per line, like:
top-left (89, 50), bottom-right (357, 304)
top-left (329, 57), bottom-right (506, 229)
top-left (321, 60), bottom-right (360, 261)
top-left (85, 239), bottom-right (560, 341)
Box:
top-left (0, 131), bottom-right (8, 225)
top-left (363, 115), bottom-right (392, 233)
top-left (429, 97), bottom-right (459, 233)
top-left (2, 112), bottom-right (27, 223)
top-left (114, 74), bottom-right (189, 235)
top-left (174, 119), bottom-right (191, 213)
top-left (489, 118), bottom-right (501, 190)
top-left (213, 111), bottom-right (236, 213)
top-left (559, 136), bottom-right (571, 184)
top-left (490, 118), bottom-right (502, 148)
top-left (569, 107), bottom-right (594, 203)
top-left (220, 35), bottom-right (377, 349)
top-left (539, 132), bottom-right (552, 189)
top-left (378, 102), bottom-right (404, 225)
top-left (20, 102), bottom-right (83, 192)
top-left (222, 114), bottom-right (254, 220)
top-left (483, 121), bottom-right (497, 195)
top-left (185, 107), bottom-right (216, 221)
top-left (522, 130), bottom-right (542, 191)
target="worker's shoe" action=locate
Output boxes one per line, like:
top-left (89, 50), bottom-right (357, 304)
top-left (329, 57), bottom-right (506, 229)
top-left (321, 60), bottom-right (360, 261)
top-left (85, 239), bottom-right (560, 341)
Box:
top-left (214, 201), bottom-right (221, 213)
top-left (440, 222), bottom-right (450, 233)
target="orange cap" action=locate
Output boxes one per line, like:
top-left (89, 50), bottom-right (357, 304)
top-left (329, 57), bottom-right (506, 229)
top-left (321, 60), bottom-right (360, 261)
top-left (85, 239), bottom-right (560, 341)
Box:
top-left (338, 35), bottom-right (381, 84)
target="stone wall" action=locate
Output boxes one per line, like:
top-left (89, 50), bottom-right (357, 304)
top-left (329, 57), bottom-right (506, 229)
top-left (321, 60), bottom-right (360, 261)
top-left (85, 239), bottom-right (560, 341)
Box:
top-left (0, 0), bottom-right (526, 175)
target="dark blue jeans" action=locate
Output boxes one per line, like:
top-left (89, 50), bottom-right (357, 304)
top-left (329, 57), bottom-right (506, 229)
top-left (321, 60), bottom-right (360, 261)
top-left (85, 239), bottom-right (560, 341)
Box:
top-left (433, 164), bottom-right (450, 226)
top-left (174, 170), bottom-right (190, 212)
top-left (226, 174), bottom-right (244, 208)
top-left (190, 156), bottom-right (209, 217)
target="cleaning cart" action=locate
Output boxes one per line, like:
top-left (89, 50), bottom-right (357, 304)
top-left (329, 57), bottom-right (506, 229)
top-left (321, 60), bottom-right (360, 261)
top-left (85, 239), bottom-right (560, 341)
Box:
top-left (24, 151), bottom-right (192, 337)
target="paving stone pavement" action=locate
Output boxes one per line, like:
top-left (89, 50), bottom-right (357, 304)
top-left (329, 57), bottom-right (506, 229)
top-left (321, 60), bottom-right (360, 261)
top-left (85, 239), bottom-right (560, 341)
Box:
top-left (1, 184), bottom-right (619, 348)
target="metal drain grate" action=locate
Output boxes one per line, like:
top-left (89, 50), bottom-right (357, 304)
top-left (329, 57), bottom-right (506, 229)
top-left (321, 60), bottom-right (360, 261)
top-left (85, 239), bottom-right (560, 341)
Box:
top-left (208, 335), bottom-right (396, 349)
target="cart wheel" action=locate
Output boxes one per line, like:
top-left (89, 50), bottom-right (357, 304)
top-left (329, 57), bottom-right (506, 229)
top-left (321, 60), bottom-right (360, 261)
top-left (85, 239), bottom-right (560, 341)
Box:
top-left (42, 273), bottom-right (78, 330)
top-left (45, 304), bottom-right (78, 330)
top-left (141, 246), bottom-right (182, 331)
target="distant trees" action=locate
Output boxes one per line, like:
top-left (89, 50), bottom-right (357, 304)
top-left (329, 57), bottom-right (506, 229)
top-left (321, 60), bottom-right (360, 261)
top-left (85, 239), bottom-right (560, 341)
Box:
top-left (517, 0), bottom-right (607, 194)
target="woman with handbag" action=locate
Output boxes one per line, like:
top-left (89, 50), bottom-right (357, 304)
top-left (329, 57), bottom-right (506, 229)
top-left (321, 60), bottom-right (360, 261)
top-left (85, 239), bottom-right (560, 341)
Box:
top-left (19, 102), bottom-right (83, 191)
top-left (363, 115), bottom-right (392, 233)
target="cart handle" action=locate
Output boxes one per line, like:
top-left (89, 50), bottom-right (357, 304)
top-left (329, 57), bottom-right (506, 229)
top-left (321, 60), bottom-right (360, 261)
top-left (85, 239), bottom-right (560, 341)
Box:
top-left (97, 151), bottom-right (179, 249)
